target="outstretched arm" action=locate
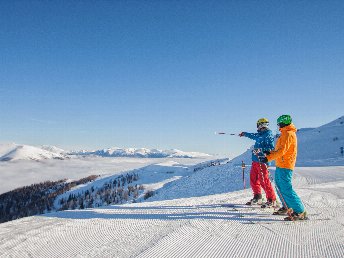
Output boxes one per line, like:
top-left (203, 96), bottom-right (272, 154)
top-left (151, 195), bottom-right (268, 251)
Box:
top-left (241, 132), bottom-right (258, 140)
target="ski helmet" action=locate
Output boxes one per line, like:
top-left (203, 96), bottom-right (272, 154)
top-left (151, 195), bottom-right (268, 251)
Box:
top-left (257, 118), bottom-right (269, 128)
top-left (257, 118), bottom-right (269, 130)
top-left (257, 118), bottom-right (269, 125)
top-left (277, 115), bottom-right (292, 127)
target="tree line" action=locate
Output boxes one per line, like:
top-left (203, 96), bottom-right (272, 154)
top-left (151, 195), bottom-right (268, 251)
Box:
top-left (57, 173), bottom-right (143, 210)
top-left (0, 172), bottom-right (143, 224)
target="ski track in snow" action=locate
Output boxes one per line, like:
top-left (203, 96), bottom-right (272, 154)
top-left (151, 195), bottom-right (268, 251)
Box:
top-left (1, 167), bottom-right (344, 258)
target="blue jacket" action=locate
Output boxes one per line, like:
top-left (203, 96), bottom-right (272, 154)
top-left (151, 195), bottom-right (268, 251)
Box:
top-left (243, 129), bottom-right (275, 163)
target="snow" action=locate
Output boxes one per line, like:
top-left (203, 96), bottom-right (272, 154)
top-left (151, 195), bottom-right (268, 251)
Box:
top-left (0, 143), bottom-right (65, 162)
top-left (0, 144), bottom-right (210, 162)
top-left (69, 147), bottom-right (211, 158)
top-left (0, 164), bottom-right (343, 257)
top-left (1, 116), bottom-right (344, 257)
top-left (0, 156), bottom-right (211, 195)
top-left (0, 143), bottom-right (213, 194)
top-left (297, 116), bottom-right (344, 166)
top-left (40, 145), bottom-right (66, 154)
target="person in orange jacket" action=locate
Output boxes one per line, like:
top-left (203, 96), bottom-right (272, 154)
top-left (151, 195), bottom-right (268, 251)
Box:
top-left (259, 115), bottom-right (307, 221)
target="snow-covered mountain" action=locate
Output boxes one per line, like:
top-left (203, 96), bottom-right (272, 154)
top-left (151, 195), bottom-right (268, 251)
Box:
top-left (297, 116), bottom-right (344, 166)
top-left (0, 144), bottom-right (211, 162)
top-left (230, 116), bottom-right (344, 166)
top-left (41, 145), bottom-right (66, 154)
top-left (69, 147), bottom-right (211, 159)
top-left (0, 143), bottom-right (66, 162)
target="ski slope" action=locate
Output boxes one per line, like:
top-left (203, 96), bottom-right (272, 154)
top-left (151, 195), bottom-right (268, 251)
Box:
top-left (1, 116), bottom-right (344, 257)
top-left (1, 164), bottom-right (343, 258)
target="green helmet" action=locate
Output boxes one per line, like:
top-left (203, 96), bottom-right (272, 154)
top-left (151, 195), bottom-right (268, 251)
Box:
top-left (277, 115), bottom-right (292, 126)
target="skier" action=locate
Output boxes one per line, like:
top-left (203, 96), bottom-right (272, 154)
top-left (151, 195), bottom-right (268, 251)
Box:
top-left (259, 115), bottom-right (307, 221)
top-left (239, 118), bottom-right (277, 208)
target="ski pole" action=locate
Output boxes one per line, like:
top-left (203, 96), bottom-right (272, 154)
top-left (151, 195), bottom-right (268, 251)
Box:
top-left (269, 167), bottom-right (294, 221)
top-left (241, 161), bottom-right (246, 189)
top-left (252, 148), bottom-right (269, 197)
top-left (215, 132), bottom-right (237, 136)
top-left (253, 149), bottom-right (294, 221)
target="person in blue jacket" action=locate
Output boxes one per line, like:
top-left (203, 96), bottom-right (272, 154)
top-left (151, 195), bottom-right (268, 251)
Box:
top-left (239, 118), bottom-right (277, 207)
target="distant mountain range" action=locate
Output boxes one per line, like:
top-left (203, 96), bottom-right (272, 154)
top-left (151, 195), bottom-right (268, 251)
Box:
top-left (230, 116), bottom-right (344, 166)
top-left (0, 143), bottom-right (211, 162)
top-left (68, 148), bottom-right (211, 158)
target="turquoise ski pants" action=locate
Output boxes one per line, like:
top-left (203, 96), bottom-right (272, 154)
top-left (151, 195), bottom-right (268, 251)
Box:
top-left (275, 167), bottom-right (305, 214)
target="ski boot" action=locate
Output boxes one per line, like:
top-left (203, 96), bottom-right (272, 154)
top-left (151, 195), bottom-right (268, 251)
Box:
top-left (261, 199), bottom-right (279, 209)
top-left (245, 194), bottom-right (263, 205)
top-left (273, 207), bottom-right (288, 215)
top-left (284, 211), bottom-right (308, 221)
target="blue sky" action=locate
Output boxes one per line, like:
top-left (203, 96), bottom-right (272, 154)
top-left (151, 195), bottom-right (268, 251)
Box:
top-left (0, 1), bottom-right (343, 156)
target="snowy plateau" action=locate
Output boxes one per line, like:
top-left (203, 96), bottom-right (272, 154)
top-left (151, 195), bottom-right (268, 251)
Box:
top-left (0, 116), bottom-right (344, 257)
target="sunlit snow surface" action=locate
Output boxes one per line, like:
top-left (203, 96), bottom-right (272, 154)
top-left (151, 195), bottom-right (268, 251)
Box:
top-left (0, 163), bottom-right (343, 258)
top-left (1, 117), bottom-right (344, 257)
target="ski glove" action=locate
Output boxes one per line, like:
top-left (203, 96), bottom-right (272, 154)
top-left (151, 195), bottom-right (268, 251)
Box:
top-left (258, 156), bottom-right (268, 163)
top-left (239, 132), bottom-right (245, 137)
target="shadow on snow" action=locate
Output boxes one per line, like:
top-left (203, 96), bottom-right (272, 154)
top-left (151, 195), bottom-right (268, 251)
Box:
top-left (41, 203), bottom-right (280, 223)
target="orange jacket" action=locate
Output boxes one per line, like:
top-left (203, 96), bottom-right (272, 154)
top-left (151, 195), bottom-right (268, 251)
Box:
top-left (267, 124), bottom-right (298, 169)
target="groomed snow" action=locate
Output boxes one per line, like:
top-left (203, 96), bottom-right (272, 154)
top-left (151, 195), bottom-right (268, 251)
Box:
top-left (1, 164), bottom-right (343, 258)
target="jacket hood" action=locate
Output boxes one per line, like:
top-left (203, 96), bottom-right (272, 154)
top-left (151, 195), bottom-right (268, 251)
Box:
top-left (279, 123), bottom-right (297, 133)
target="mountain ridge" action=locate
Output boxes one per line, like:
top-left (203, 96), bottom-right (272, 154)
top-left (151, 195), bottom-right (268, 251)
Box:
top-left (0, 143), bottom-right (211, 161)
